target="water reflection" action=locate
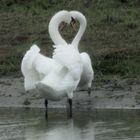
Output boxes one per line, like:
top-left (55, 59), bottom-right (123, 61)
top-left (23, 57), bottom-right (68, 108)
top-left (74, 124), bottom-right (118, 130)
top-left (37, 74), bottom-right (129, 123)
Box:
top-left (26, 119), bottom-right (95, 140)
top-left (0, 108), bottom-right (140, 140)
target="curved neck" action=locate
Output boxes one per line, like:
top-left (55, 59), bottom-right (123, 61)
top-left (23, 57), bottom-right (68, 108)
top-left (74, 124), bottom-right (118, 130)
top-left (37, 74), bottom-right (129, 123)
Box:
top-left (49, 11), bottom-right (69, 46)
top-left (71, 12), bottom-right (87, 50)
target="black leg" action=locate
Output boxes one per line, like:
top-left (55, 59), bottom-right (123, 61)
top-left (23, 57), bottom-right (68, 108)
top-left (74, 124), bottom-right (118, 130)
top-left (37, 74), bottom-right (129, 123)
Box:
top-left (88, 87), bottom-right (91, 96)
top-left (44, 99), bottom-right (48, 119)
top-left (68, 99), bottom-right (72, 118)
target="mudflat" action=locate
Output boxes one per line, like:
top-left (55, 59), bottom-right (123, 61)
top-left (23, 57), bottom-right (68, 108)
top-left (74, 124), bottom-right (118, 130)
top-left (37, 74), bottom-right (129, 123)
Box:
top-left (0, 76), bottom-right (140, 109)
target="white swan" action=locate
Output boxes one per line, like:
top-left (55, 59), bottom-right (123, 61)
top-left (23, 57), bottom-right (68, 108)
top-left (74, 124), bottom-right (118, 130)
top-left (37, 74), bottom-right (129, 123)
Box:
top-left (36, 12), bottom-right (82, 117)
top-left (70, 11), bottom-right (94, 95)
top-left (21, 10), bottom-right (82, 117)
top-left (48, 10), bottom-right (94, 94)
top-left (21, 10), bottom-right (72, 91)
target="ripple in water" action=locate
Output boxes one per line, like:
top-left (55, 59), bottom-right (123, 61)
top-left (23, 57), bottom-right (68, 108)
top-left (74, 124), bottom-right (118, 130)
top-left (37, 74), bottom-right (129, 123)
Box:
top-left (0, 108), bottom-right (140, 140)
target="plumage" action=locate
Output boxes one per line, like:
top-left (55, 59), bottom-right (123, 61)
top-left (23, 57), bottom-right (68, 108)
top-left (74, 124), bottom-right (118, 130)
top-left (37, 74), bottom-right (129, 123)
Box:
top-left (21, 44), bottom-right (41, 90)
top-left (36, 44), bottom-right (82, 100)
top-left (78, 53), bottom-right (94, 90)
top-left (21, 10), bottom-right (93, 117)
top-left (21, 11), bottom-right (82, 117)
top-left (70, 11), bottom-right (94, 93)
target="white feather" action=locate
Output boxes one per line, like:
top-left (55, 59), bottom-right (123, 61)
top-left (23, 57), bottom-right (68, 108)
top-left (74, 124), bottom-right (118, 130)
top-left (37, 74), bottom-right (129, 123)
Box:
top-left (36, 44), bottom-right (82, 100)
top-left (70, 11), bottom-right (94, 91)
top-left (21, 11), bottom-right (82, 102)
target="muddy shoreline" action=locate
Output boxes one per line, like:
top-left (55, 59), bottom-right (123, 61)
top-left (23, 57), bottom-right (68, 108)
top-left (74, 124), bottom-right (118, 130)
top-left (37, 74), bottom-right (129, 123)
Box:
top-left (0, 76), bottom-right (140, 110)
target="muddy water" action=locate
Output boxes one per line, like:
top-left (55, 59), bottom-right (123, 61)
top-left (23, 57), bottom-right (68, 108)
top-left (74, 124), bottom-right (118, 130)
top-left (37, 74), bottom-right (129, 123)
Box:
top-left (0, 108), bottom-right (140, 140)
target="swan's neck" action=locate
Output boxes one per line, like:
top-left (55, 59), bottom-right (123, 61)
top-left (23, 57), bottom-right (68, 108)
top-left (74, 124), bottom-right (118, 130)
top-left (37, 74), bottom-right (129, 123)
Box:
top-left (49, 11), bottom-right (68, 45)
top-left (71, 12), bottom-right (87, 50)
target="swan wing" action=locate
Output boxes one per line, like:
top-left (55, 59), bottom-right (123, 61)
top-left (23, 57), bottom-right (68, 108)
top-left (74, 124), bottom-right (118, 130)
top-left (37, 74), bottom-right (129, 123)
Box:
top-left (21, 44), bottom-right (41, 90)
top-left (80, 53), bottom-right (93, 74)
top-left (33, 53), bottom-right (62, 79)
top-left (21, 44), bottom-right (40, 73)
top-left (78, 52), bottom-right (94, 89)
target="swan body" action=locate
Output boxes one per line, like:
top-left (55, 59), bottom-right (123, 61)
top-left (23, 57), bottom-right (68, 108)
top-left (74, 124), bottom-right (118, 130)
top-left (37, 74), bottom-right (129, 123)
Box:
top-left (70, 11), bottom-right (94, 93)
top-left (36, 44), bottom-right (82, 101)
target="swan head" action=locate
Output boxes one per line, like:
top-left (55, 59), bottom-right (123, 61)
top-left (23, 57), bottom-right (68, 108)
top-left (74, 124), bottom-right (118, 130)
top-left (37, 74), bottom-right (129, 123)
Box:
top-left (49, 10), bottom-right (77, 45)
top-left (58, 10), bottom-right (77, 29)
top-left (54, 10), bottom-right (73, 24)
top-left (50, 10), bottom-right (76, 30)
top-left (70, 11), bottom-right (87, 27)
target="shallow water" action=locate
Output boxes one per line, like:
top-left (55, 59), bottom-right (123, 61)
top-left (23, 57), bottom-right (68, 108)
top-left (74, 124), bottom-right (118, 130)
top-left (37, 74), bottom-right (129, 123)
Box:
top-left (0, 108), bottom-right (140, 140)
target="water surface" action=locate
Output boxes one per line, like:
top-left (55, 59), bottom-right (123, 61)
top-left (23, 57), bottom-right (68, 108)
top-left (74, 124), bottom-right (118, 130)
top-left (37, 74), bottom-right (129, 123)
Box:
top-left (0, 108), bottom-right (140, 140)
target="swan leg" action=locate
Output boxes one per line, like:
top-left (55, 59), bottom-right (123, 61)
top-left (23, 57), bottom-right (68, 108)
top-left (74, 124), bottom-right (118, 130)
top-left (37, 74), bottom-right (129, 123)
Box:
top-left (44, 99), bottom-right (48, 118)
top-left (88, 87), bottom-right (91, 96)
top-left (68, 99), bottom-right (72, 117)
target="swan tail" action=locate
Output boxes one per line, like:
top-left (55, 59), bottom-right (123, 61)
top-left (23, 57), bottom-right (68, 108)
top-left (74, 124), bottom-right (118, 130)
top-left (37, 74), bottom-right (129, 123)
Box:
top-left (21, 44), bottom-right (40, 91)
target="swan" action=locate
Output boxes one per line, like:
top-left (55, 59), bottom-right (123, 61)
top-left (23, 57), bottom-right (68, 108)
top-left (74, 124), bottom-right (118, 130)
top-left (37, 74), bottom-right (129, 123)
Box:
top-left (21, 10), bottom-right (73, 91)
top-left (21, 10), bottom-right (81, 117)
top-left (36, 11), bottom-right (82, 117)
top-left (70, 11), bottom-right (94, 95)
top-left (50, 10), bottom-right (94, 94)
